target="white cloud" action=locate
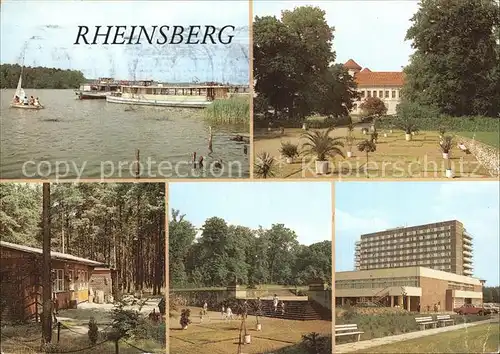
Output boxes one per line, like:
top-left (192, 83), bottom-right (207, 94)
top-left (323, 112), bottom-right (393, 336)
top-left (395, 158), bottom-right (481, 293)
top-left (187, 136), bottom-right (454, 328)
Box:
top-left (284, 222), bottom-right (331, 246)
top-left (335, 209), bottom-right (391, 237)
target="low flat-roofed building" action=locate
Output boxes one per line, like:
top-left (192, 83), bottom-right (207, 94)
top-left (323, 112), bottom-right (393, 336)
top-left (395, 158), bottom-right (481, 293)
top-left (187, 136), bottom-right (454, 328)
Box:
top-left (336, 266), bottom-right (483, 313)
top-left (0, 241), bottom-right (108, 322)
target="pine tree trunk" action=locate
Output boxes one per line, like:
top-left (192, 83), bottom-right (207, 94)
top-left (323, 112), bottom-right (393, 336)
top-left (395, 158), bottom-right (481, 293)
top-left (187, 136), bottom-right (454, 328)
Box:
top-left (42, 183), bottom-right (52, 344)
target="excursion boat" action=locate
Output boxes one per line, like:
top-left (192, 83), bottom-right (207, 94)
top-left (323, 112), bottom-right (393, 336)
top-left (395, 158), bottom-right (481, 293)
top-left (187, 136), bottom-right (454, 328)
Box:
top-left (10, 68), bottom-right (44, 110)
top-left (106, 82), bottom-right (232, 108)
top-left (75, 78), bottom-right (122, 99)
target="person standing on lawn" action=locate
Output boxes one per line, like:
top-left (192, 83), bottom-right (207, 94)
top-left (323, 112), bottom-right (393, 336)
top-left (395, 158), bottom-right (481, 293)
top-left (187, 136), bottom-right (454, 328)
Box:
top-left (273, 294), bottom-right (279, 313)
top-left (226, 306), bottom-right (233, 320)
top-left (221, 304), bottom-right (226, 319)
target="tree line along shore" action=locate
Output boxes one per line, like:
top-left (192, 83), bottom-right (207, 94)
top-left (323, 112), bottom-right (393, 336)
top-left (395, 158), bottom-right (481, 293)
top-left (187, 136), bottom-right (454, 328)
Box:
top-left (0, 64), bottom-right (86, 89)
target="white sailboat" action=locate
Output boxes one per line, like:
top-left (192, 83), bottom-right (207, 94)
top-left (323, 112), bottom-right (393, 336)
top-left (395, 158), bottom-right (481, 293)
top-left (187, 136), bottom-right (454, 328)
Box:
top-left (10, 67), bottom-right (44, 110)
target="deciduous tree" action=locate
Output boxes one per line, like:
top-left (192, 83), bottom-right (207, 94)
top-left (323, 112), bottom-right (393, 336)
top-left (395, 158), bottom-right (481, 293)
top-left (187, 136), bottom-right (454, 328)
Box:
top-left (359, 97), bottom-right (388, 118)
top-left (403, 0), bottom-right (500, 117)
top-left (253, 6), bottom-right (358, 120)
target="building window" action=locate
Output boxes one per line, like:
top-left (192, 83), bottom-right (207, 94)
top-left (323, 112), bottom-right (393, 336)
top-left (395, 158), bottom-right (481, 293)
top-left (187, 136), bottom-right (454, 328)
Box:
top-left (361, 91), bottom-right (365, 98)
top-left (68, 270), bottom-right (75, 291)
top-left (373, 90), bottom-right (377, 98)
top-left (379, 90), bottom-right (383, 98)
top-left (78, 270), bottom-right (87, 290)
top-left (54, 269), bottom-right (64, 292)
top-left (385, 91), bottom-right (389, 98)
top-left (367, 91), bottom-right (371, 98)
top-left (78, 270), bottom-right (89, 290)
top-left (392, 91), bottom-right (396, 98)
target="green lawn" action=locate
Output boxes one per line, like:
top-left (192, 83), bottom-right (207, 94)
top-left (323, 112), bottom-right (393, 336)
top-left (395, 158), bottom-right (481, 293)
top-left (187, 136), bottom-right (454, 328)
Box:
top-left (169, 308), bottom-right (331, 354)
top-left (354, 323), bottom-right (500, 353)
top-left (458, 131), bottom-right (500, 148)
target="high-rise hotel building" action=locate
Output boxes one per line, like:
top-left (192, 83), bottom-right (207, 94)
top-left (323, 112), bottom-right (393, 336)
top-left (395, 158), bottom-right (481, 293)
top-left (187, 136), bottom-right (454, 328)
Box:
top-left (354, 220), bottom-right (473, 276)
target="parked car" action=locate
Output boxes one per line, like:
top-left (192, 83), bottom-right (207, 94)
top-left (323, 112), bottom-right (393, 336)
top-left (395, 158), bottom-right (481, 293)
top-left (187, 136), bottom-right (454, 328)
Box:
top-left (483, 304), bottom-right (499, 314)
top-left (453, 304), bottom-right (491, 316)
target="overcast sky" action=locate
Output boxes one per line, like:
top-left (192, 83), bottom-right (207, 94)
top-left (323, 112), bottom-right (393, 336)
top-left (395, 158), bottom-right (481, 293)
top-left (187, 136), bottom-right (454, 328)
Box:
top-left (169, 182), bottom-right (332, 246)
top-left (336, 182), bottom-right (500, 286)
top-left (253, 0), bottom-right (420, 71)
top-left (0, 0), bottom-right (250, 83)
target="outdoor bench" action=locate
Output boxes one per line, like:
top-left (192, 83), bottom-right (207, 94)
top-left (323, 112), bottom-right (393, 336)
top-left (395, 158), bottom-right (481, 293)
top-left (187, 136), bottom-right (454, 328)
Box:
top-left (436, 314), bottom-right (455, 327)
top-left (415, 316), bottom-right (438, 330)
top-left (335, 324), bottom-right (364, 342)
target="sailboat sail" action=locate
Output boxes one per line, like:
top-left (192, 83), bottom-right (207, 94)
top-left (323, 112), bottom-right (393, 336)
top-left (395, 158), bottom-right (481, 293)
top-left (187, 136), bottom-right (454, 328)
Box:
top-left (13, 73), bottom-right (26, 101)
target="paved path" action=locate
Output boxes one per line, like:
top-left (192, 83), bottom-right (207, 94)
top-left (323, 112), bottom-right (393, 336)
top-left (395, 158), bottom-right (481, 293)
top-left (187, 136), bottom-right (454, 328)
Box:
top-left (335, 317), bottom-right (499, 353)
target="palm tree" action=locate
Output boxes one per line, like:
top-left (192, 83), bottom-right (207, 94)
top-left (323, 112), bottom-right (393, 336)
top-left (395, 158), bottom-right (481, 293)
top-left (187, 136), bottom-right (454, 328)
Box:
top-left (302, 332), bottom-right (325, 354)
top-left (254, 152), bottom-right (277, 178)
top-left (301, 127), bottom-right (345, 174)
top-left (301, 127), bottom-right (345, 161)
top-left (357, 139), bottom-right (377, 177)
top-left (396, 116), bottom-right (419, 141)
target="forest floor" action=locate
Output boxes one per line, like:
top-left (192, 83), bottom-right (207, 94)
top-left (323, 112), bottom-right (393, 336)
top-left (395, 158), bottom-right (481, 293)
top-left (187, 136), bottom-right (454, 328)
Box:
top-left (56, 296), bottom-right (162, 325)
top-left (169, 307), bottom-right (331, 354)
top-left (0, 297), bottom-right (165, 354)
top-left (254, 128), bottom-right (491, 178)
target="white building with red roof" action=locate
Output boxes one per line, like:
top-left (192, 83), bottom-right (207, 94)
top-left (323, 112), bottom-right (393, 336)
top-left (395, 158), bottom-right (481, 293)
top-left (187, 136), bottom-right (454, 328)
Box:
top-left (344, 59), bottom-right (404, 115)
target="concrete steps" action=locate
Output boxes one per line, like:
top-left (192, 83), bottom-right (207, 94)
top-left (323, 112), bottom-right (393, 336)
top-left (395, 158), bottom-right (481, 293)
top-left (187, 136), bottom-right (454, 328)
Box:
top-left (248, 300), bottom-right (330, 321)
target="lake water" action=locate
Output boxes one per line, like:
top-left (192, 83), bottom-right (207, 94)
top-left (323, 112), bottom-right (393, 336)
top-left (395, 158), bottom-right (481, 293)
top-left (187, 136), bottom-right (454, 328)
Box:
top-left (0, 89), bottom-right (249, 179)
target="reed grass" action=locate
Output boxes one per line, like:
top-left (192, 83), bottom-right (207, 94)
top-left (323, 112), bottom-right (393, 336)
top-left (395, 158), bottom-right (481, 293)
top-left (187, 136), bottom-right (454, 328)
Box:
top-left (204, 95), bottom-right (250, 125)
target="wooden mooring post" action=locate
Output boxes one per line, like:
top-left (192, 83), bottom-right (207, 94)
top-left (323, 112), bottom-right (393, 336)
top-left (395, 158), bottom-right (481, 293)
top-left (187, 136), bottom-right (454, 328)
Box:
top-left (208, 126), bottom-right (213, 152)
top-left (135, 149), bottom-right (140, 178)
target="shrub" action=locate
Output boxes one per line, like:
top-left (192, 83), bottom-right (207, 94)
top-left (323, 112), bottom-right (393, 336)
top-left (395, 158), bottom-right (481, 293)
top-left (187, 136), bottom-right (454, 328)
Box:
top-left (396, 101), bottom-right (440, 121)
top-left (379, 114), bottom-right (499, 132)
top-left (280, 141), bottom-right (299, 158)
top-left (254, 95), bottom-right (270, 115)
top-left (254, 115), bottom-right (352, 129)
top-left (301, 332), bottom-right (332, 354)
top-left (40, 343), bottom-right (61, 353)
top-left (341, 303), bottom-right (357, 322)
top-left (335, 311), bottom-right (421, 343)
top-left (88, 317), bottom-right (99, 345)
top-left (158, 297), bottom-right (165, 316)
top-left (180, 309), bottom-right (192, 328)
top-left (107, 298), bottom-right (146, 342)
top-left (360, 97), bottom-right (388, 117)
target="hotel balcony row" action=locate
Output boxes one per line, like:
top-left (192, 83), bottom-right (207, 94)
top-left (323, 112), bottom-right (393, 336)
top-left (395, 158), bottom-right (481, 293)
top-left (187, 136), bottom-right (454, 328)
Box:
top-left (463, 262), bottom-right (473, 269)
top-left (463, 268), bottom-right (473, 276)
